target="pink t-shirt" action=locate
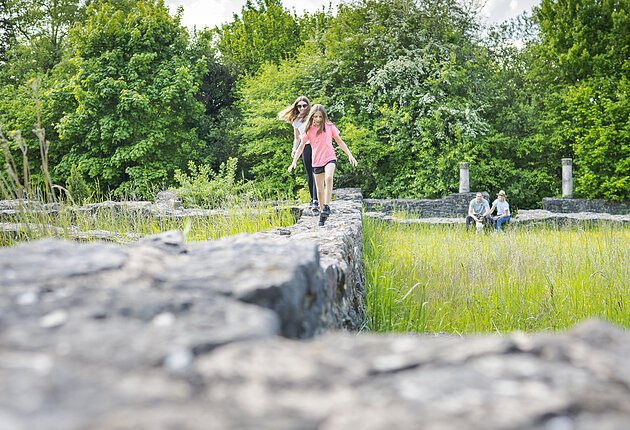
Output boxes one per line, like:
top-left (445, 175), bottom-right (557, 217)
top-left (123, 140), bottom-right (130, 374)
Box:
top-left (301, 122), bottom-right (339, 168)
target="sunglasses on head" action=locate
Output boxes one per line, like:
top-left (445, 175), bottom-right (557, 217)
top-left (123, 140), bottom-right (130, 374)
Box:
top-left (297, 103), bottom-right (308, 109)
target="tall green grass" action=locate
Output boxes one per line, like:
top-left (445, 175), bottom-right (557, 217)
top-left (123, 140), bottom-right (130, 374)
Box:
top-left (363, 218), bottom-right (629, 334)
top-left (1, 203), bottom-right (296, 247)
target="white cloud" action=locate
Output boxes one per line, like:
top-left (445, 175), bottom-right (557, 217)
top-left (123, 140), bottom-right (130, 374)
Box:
top-left (479, 0), bottom-right (541, 24)
top-left (166, 0), bottom-right (344, 30)
top-left (166, 0), bottom-right (542, 31)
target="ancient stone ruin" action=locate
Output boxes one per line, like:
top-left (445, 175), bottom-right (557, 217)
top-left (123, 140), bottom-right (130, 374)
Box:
top-left (1, 188), bottom-right (629, 429)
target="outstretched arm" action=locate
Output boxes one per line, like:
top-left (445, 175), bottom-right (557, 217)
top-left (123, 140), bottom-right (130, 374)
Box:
top-left (288, 138), bottom-right (307, 172)
top-left (333, 136), bottom-right (357, 167)
top-left (291, 128), bottom-right (300, 158)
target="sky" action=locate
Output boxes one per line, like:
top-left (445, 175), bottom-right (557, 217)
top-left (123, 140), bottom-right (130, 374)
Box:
top-left (165, 0), bottom-right (542, 31)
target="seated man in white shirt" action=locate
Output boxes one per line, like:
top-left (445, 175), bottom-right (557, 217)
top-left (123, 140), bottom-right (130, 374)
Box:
top-left (486, 190), bottom-right (511, 232)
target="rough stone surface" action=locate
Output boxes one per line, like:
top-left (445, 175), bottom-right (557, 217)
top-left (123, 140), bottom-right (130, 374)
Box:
top-left (364, 194), bottom-right (630, 221)
top-left (154, 189), bottom-right (182, 212)
top-left (543, 197), bottom-right (630, 215)
top-left (2, 318), bottom-right (628, 429)
top-left (190, 320), bottom-right (630, 430)
top-left (516, 209), bottom-right (630, 225)
top-left (0, 222), bottom-right (144, 243)
top-left (262, 188), bottom-right (365, 331)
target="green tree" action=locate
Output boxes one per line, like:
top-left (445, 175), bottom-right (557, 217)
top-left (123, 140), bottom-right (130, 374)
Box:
top-left (239, 0), bottom-right (493, 200)
top-left (0, 0), bottom-right (89, 77)
top-left (216, 0), bottom-right (303, 75)
top-left (0, 0), bottom-right (12, 65)
top-left (0, 0), bottom-right (86, 185)
top-left (471, 13), bottom-right (561, 208)
top-left (316, 0), bottom-right (486, 198)
top-left (188, 28), bottom-right (241, 171)
top-left (55, 0), bottom-right (206, 198)
top-left (536, 0), bottom-right (630, 82)
top-left (532, 0), bottom-right (630, 200)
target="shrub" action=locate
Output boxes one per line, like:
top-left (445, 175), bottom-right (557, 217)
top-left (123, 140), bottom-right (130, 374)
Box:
top-left (173, 157), bottom-right (257, 208)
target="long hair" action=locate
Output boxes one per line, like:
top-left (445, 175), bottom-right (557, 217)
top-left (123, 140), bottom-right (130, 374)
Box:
top-left (303, 104), bottom-right (329, 135)
top-left (277, 96), bottom-right (311, 123)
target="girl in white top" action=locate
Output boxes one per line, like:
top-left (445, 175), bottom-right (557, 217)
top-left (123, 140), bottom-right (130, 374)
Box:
top-left (278, 96), bottom-right (318, 209)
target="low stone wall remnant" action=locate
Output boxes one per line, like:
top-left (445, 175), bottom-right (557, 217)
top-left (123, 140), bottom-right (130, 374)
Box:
top-left (364, 208), bottom-right (630, 227)
top-left (543, 197), bottom-right (630, 215)
top-left (363, 192), bottom-right (488, 218)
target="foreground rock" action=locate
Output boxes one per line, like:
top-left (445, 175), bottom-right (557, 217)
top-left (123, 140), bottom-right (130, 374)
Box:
top-left (190, 320), bottom-right (630, 430)
top-left (1, 319), bottom-right (628, 430)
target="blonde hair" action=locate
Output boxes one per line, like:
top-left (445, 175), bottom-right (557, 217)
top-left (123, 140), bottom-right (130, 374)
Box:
top-left (303, 104), bottom-right (329, 135)
top-left (277, 96), bottom-right (311, 123)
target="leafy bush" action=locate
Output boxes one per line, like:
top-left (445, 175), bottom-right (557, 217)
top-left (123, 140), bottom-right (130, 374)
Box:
top-left (173, 157), bottom-right (257, 208)
top-left (65, 163), bottom-right (92, 205)
top-left (55, 0), bottom-right (206, 199)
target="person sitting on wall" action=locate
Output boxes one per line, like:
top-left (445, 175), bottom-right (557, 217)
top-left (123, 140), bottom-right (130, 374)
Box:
top-left (486, 190), bottom-right (511, 233)
top-left (465, 192), bottom-right (490, 233)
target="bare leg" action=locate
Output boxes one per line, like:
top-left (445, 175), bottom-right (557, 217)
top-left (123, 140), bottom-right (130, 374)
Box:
top-left (314, 173), bottom-right (326, 210)
top-left (323, 162), bottom-right (336, 205)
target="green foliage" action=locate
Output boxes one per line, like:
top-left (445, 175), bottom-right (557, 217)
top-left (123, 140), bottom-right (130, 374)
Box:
top-left (0, 76), bottom-right (66, 193)
top-left (65, 163), bottom-right (92, 204)
top-left (475, 13), bottom-right (562, 208)
top-left (173, 157), bottom-right (257, 208)
top-left (189, 28), bottom-right (237, 116)
top-left (0, 78), bottom-right (62, 204)
top-left (187, 28), bottom-right (241, 171)
top-left (239, 0), bottom-right (490, 199)
top-left (0, 0), bottom-right (12, 64)
top-left (531, 0), bottom-right (630, 200)
top-left (558, 77), bottom-right (630, 200)
top-left (536, 0), bottom-right (630, 83)
top-left (216, 0), bottom-right (303, 75)
top-left (55, 0), bottom-right (206, 199)
top-left (0, 0), bottom-right (87, 77)
top-left (3, 0), bottom-right (627, 206)
top-left (238, 54), bottom-right (326, 197)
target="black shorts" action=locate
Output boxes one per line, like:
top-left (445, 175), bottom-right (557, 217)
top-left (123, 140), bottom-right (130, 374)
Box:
top-left (313, 160), bottom-right (336, 174)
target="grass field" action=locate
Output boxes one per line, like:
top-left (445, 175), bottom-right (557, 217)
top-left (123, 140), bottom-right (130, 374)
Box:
top-left (0, 203), bottom-right (296, 246)
top-left (363, 218), bottom-right (629, 334)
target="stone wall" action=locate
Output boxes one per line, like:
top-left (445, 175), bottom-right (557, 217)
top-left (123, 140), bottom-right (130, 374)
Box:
top-left (363, 192), bottom-right (487, 217)
top-left (364, 208), bottom-right (630, 227)
top-left (543, 197), bottom-right (630, 215)
top-left (1, 188), bottom-right (629, 429)
top-left (363, 194), bottom-right (630, 217)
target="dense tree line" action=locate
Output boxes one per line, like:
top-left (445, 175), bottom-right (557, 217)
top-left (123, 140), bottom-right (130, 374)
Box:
top-left (0, 0), bottom-right (628, 205)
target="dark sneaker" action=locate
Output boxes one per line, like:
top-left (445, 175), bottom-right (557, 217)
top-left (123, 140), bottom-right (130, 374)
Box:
top-left (318, 214), bottom-right (326, 226)
top-left (312, 205), bottom-right (320, 215)
top-left (322, 204), bottom-right (331, 217)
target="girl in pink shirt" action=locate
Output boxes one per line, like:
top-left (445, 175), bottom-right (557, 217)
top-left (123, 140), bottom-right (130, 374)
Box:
top-left (288, 104), bottom-right (357, 226)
